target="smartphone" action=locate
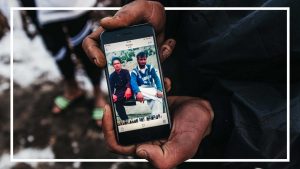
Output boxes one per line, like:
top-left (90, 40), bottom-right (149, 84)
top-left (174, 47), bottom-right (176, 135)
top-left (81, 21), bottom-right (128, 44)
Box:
top-left (100, 24), bottom-right (171, 145)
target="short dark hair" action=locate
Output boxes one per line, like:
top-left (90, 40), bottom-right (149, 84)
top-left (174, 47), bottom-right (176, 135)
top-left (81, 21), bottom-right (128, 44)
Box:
top-left (111, 56), bottom-right (121, 64)
top-left (136, 51), bottom-right (148, 59)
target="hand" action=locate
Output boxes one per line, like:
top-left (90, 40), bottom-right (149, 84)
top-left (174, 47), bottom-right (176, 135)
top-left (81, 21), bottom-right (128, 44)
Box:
top-left (124, 88), bottom-right (132, 100)
top-left (156, 91), bottom-right (163, 98)
top-left (102, 96), bottom-right (214, 169)
top-left (136, 92), bottom-right (144, 103)
top-left (112, 94), bottom-right (117, 102)
top-left (82, 0), bottom-right (176, 68)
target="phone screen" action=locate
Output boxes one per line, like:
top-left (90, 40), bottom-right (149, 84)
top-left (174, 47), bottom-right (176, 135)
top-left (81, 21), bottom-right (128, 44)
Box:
top-left (103, 36), bottom-right (169, 133)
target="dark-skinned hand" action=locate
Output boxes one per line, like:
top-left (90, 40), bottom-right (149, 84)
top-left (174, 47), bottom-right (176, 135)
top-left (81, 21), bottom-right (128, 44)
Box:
top-left (82, 1), bottom-right (214, 168)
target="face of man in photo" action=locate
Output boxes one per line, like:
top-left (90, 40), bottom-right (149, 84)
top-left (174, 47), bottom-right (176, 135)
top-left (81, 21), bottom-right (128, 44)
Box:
top-left (137, 56), bottom-right (147, 69)
top-left (113, 60), bottom-right (122, 72)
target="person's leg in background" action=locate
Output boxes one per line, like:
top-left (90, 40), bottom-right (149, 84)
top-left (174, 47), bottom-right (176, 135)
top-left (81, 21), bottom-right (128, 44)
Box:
top-left (66, 12), bottom-right (106, 126)
top-left (39, 21), bottom-right (84, 113)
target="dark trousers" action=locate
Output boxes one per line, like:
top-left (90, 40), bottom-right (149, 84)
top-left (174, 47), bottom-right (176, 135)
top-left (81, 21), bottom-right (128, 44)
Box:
top-left (39, 13), bottom-right (101, 86)
top-left (115, 98), bottom-right (128, 120)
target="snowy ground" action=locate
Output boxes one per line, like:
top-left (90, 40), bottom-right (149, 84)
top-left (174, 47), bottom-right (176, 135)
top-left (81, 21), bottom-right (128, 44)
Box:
top-left (0, 32), bottom-right (10, 93)
top-left (0, 147), bottom-right (54, 169)
top-left (0, 1), bottom-right (108, 93)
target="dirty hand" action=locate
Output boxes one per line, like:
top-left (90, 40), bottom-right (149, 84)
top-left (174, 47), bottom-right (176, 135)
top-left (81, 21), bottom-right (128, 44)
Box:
top-left (136, 96), bottom-right (214, 169)
top-left (82, 0), bottom-right (176, 68)
top-left (102, 95), bottom-right (214, 169)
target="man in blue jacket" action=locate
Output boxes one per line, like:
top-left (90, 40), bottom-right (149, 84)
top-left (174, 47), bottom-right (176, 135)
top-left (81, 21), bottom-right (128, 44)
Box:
top-left (130, 51), bottom-right (163, 115)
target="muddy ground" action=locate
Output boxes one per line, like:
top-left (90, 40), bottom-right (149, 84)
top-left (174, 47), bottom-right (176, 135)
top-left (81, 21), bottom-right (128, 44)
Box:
top-left (0, 79), bottom-right (154, 169)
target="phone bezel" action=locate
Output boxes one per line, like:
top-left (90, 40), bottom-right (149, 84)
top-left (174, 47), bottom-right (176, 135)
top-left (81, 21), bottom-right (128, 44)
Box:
top-left (100, 24), bottom-right (172, 145)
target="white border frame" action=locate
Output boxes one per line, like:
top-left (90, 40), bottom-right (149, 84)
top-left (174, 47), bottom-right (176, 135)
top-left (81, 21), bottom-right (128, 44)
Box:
top-left (10, 7), bottom-right (290, 163)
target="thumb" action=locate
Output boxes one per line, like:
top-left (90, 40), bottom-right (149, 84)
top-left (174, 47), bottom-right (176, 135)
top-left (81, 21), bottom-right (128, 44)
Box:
top-left (102, 104), bottom-right (135, 155)
top-left (164, 77), bottom-right (172, 93)
top-left (100, 1), bottom-right (165, 33)
top-left (136, 144), bottom-right (177, 169)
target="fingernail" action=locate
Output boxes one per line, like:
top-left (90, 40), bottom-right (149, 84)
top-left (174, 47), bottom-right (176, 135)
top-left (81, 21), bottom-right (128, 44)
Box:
top-left (94, 57), bottom-right (102, 67)
top-left (93, 58), bottom-right (98, 65)
top-left (168, 39), bottom-right (176, 47)
top-left (137, 150), bottom-right (148, 159)
top-left (100, 16), bottom-right (112, 23)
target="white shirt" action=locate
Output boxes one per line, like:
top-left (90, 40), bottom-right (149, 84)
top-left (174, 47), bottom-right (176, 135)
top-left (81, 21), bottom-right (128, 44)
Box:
top-left (139, 67), bottom-right (146, 74)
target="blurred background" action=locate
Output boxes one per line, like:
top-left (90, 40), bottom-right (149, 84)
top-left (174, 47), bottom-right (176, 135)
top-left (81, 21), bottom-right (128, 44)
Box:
top-left (0, 0), bottom-right (157, 168)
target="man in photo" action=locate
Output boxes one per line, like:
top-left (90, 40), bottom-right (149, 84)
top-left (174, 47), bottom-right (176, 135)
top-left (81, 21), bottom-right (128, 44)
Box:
top-left (131, 51), bottom-right (163, 115)
top-left (109, 57), bottom-right (132, 121)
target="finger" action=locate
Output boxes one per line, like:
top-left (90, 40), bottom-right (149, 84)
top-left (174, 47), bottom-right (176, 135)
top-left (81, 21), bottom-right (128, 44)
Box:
top-left (136, 141), bottom-right (193, 169)
top-left (100, 1), bottom-right (166, 46)
top-left (167, 96), bottom-right (213, 122)
top-left (164, 77), bottom-right (172, 93)
top-left (159, 39), bottom-right (176, 62)
top-left (137, 97), bottom-right (213, 168)
top-left (82, 27), bottom-right (107, 68)
top-left (100, 1), bottom-right (165, 34)
top-left (167, 96), bottom-right (197, 113)
top-left (102, 104), bottom-right (136, 155)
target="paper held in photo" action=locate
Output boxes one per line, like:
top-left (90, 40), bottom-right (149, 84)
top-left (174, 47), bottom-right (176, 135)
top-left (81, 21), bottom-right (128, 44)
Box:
top-left (140, 87), bottom-right (162, 103)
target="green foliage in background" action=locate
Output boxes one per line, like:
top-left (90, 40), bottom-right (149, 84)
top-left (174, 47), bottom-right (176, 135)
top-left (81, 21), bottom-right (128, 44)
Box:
top-left (109, 46), bottom-right (155, 65)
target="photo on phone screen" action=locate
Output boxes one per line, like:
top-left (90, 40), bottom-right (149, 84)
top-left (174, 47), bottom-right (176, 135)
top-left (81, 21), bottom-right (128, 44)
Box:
top-left (103, 36), bottom-right (169, 133)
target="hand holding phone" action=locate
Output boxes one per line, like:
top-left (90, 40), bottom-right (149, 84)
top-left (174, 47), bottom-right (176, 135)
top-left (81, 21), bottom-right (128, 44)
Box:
top-left (81, 0), bottom-right (184, 168)
top-left (82, 0), bottom-right (176, 68)
top-left (82, 3), bottom-right (213, 169)
top-left (101, 24), bottom-right (172, 145)
top-left (102, 96), bottom-right (214, 169)
top-left (99, 23), bottom-right (213, 168)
